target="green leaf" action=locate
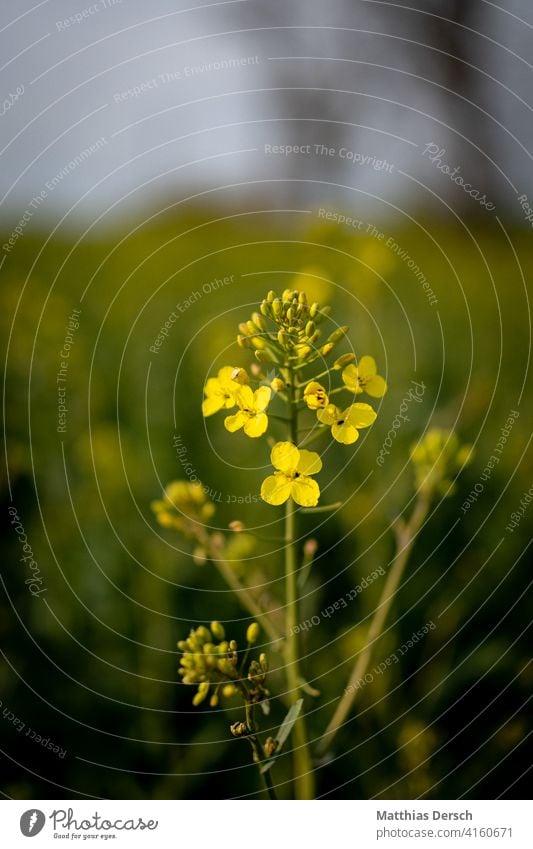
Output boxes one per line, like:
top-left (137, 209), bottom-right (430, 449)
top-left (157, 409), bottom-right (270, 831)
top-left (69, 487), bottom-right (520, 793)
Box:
top-left (260, 699), bottom-right (303, 774)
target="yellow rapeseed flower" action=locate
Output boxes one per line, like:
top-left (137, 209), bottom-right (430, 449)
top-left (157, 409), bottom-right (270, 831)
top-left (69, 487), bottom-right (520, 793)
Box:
top-left (261, 441), bottom-right (322, 507)
top-left (202, 366), bottom-right (241, 416)
top-left (317, 403), bottom-right (377, 445)
top-left (303, 381), bottom-right (329, 410)
top-left (342, 356), bottom-right (387, 398)
top-left (224, 385), bottom-right (271, 437)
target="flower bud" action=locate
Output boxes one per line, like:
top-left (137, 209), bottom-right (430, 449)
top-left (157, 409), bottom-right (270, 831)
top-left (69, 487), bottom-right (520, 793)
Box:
top-left (209, 693), bottom-right (219, 707)
top-left (260, 300), bottom-right (272, 317)
top-left (239, 321), bottom-right (251, 336)
top-left (192, 546), bottom-right (207, 566)
top-left (334, 352), bottom-right (356, 369)
top-left (229, 520), bottom-right (245, 532)
top-left (272, 298), bottom-right (282, 318)
top-left (230, 721), bottom-right (249, 737)
top-left (210, 621), bottom-right (225, 641)
top-left (304, 538), bottom-right (318, 557)
top-left (231, 367), bottom-right (248, 384)
top-left (252, 312), bottom-right (267, 331)
top-left (320, 342), bottom-right (335, 356)
top-left (328, 325), bottom-right (349, 344)
top-left (309, 302), bottom-right (320, 318)
top-left (192, 682), bottom-right (210, 706)
top-left (264, 737), bottom-right (278, 758)
top-left (298, 291), bottom-right (307, 305)
top-left (222, 684), bottom-right (238, 698)
top-left (259, 653), bottom-right (268, 672)
top-left (270, 377), bottom-right (285, 392)
top-left (246, 622), bottom-right (260, 644)
top-left (305, 320), bottom-right (316, 337)
top-left (251, 336), bottom-right (266, 349)
top-left (267, 290), bottom-right (276, 302)
top-left (255, 348), bottom-right (278, 363)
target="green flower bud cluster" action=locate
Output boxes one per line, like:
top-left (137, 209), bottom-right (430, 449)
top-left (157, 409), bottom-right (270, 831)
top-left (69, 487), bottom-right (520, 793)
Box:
top-left (410, 428), bottom-right (473, 497)
top-left (237, 289), bottom-right (347, 366)
top-left (178, 621), bottom-right (269, 708)
top-left (151, 481), bottom-right (215, 537)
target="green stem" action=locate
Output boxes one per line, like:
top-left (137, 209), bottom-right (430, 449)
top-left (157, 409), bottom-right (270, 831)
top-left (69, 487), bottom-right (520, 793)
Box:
top-left (284, 367), bottom-right (315, 799)
top-left (317, 492), bottom-right (430, 755)
top-left (245, 702), bottom-right (278, 800)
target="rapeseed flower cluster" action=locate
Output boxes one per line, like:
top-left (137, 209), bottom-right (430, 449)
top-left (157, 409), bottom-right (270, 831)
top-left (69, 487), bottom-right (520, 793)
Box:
top-left (201, 288), bottom-right (388, 507)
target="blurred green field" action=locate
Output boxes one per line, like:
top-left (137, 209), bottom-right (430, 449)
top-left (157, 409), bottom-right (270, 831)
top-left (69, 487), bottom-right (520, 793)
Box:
top-left (1, 208), bottom-right (531, 799)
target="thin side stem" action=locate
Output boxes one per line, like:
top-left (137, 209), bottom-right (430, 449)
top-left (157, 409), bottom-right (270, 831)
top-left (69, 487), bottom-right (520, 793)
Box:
top-left (317, 493), bottom-right (430, 755)
top-left (209, 548), bottom-right (283, 646)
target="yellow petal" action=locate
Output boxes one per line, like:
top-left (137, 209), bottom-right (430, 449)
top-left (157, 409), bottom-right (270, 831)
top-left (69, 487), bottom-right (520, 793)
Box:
top-left (254, 386), bottom-right (272, 412)
top-left (218, 366), bottom-right (237, 383)
top-left (261, 472), bottom-right (292, 505)
top-left (297, 449), bottom-right (322, 475)
top-left (358, 355), bottom-right (377, 379)
top-left (344, 403), bottom-right (377, 428)
top-left (332, 422), bottom-right (359, 444)
top-left (271, 441), bottom-right (299, 474)
top-left (224, 411), bottom-right (247, 432)
top-left (317, 404), bottom-right (340, 426)
top-left (236, 385), bottom-right (254, 409)
top-left (341, 364), bottom-right (361, 393)
top-left (204, 377), bottom-right (222, 397)
top-left (291, 476), bottom-right (320, 507)
top-left (366, 375), bottom-right (387, 398)
top-left (243, 412), bottom-right (268, 437)
top-left (202, 396), bottom-right (224, 417)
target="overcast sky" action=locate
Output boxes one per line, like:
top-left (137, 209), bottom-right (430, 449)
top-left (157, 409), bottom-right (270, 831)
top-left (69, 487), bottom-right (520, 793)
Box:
top-left (1, 0), bottom-right (532, 228)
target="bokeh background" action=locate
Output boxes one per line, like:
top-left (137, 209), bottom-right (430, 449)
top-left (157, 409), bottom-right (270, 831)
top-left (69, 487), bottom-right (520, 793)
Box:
top-left (1, 0), bottom-right (532, 800)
